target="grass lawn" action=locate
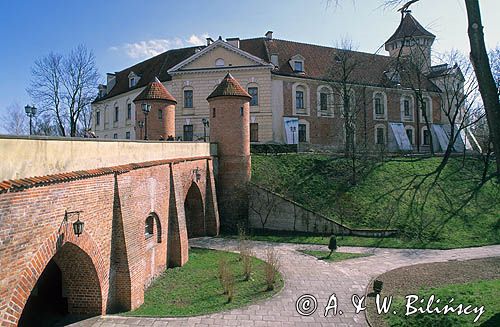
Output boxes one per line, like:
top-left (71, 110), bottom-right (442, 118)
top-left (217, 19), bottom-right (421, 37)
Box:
top-left (297, 249), bottom-right (372, 261)
top-left (251, 154), bottom-right (500, 249)
top-left (124, 248), bottom-right (283, 317)
top-left (383, 279), bottom-right (500, 326)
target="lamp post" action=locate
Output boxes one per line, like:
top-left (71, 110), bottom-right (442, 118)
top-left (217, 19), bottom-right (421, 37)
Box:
top-left (141, 103), bottom-right (151, 140)
top-left (24, 105), bottom-right (37, 135)
top-left (290, 126), bottom-right (297, 144)
top-left (138, 121), bottom-right (144, 140)
top-left (202, 118), bottom-right (209, 142)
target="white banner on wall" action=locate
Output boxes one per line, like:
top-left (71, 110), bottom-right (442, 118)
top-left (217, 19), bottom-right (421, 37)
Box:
top-left (283, 117), bottom-right (299, 144)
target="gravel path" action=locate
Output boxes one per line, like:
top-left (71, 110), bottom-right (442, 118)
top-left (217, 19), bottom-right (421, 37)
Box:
top-left (77, 238), bottom-right (500, 327)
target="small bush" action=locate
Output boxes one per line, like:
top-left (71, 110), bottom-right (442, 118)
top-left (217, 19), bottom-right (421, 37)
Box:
top-left (264, 247), bottom-right (280, 291)
top-left (218, 257), bottom-right (235, 302)
top-left (241, 249), bottom-right (253, 281)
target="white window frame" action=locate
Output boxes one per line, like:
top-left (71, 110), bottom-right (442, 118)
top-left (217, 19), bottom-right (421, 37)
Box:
top-left (289, 54), bottom-right (305, 73)
top-left (405, 125), bottom-right (415, 145)
top-left (373, 91), bottom-right (388, 120)
top-left (401, 95), bottom-right (414, 122)
top-left (298, 119), bottom-right (310, 143)
top-left (215, 58), bottom-right (225, 67)
top-left (317, 85), bottom-right (334, 117)
top-left (183, 87), bottom-right (194, 109)
top-left (247, 83), bottom-right (259, 108)
top-left (420, 96), bottom-right (433, 123)
top-left (292, 83), bottom-right (310, 116)
top-left (421, 126), bottom-right (431, 146)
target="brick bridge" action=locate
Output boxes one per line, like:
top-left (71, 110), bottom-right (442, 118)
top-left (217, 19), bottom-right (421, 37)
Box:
top-left (0, 74), bottom-right (252, 326)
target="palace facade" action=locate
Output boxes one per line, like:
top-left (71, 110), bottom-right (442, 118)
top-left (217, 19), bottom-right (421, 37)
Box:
top-left (92, 12), bottom-right (474, 152)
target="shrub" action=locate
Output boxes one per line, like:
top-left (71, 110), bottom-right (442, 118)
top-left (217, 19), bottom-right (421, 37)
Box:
top-left (264, 247), bottom-right (280, 291)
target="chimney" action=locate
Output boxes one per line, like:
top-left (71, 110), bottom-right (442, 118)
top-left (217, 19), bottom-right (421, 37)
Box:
top-left (106, 73), bottom-right (116, 90)
top-left (265, 31), bottom-right (273, 40)
top-left (206, 37), bottom-right (214, 46)
top-left (226, 37), bottom-right (240, 48)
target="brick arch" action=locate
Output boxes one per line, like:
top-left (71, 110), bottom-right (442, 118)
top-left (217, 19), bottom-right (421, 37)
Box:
top-left (4, 228), bottom-right (108, 326)
top-left (184, 182), bottom-right (206, 238)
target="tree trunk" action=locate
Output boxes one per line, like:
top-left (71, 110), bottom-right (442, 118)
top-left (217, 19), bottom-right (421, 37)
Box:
top-left (465, 0), bottom-right (500, 177)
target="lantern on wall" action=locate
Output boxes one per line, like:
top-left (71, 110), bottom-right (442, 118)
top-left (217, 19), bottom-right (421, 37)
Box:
top-left (65, 210), bottom-right (84, 237)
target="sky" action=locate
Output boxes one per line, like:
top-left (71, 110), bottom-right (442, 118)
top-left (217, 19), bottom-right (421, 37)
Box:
top-left (0, 0), bottom-right (499, 119)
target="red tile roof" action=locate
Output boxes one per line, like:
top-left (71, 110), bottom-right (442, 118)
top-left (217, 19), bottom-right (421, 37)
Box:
top-left (133, 77), bottom-right (177, 103)
top-left (207, 73), bottom-right (252, 100)
top-left (0, 156), bottom-right (211, 194)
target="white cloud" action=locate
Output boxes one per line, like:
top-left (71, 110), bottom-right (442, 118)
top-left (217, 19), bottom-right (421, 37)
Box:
top-left (110, 34), bottom-right (209, 60)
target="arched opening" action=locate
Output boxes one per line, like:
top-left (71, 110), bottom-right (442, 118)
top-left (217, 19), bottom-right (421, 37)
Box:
top-left (184, 182), bottom-right (205, 238)
top-left (18, 242), bottom-right (102, 326)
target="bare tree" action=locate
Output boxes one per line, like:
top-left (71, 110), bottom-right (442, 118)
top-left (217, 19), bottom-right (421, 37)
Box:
top-left (490, 45), bottom-right (500, 90)
top-left (0, 103), bottom-right (28, 135)
top-left (28, 45), bottom-right (99, 137)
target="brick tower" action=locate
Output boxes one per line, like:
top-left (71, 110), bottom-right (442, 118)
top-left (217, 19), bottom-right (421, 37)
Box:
top-left (133, 77), bottom-right (177, 140)
top-left (207, 73), bottom-right (251, 231)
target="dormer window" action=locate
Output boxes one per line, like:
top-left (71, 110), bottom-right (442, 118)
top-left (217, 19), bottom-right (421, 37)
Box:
top-left (289, 55), bottom-right (305, 73)
top-left (294, 61), bottom-right (303, 72)
top-left (128, 71), bottom-right (140, 88)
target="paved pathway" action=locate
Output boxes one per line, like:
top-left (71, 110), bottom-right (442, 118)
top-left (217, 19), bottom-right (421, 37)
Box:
top-left (78, 238), bottom-right (500, 327)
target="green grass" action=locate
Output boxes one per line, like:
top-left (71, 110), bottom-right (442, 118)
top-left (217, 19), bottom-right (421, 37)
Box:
top-left (251, 154), bottom-right (500, 248)
top-left (123, 248), bottom-right (283, 317)
top-left (298, 249), bottom-right (372, 261)
top-left (384, 279), bottom-right (500, 326)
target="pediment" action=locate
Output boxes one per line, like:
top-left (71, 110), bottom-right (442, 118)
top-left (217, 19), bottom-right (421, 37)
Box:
top-left (168, 40), bottom-right (272, 74)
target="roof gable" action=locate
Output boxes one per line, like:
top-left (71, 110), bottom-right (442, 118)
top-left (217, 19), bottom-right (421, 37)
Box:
top-left (386, 13), bottom-right (435, 44)
top-left (168, 40), bottom-right (272, 74)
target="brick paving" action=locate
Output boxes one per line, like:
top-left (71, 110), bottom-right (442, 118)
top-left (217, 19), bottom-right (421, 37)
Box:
top-left (79, 238), bottom-right (500, 327)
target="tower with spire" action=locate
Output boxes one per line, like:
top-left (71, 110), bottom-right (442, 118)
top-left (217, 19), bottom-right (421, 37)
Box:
top-left (207, 73), bottom-right (252, 231)
top-left (385, 11), bottom-right (435, 72)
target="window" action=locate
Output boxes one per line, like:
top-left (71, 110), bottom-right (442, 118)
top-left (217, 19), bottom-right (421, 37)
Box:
top-left (114, 106), bottom-right (119, 122)
top-left (215, 58), bottom-right (225, 67)
top-left (294, 61), bottom-right (303, 72)
top-left (183, 124), bottom-right (193, 141)
top-left (113, 133), bottom-right (118, 139)
top-left (376, 126), bottom-right (385, 145)
top-left (404, 100), bottom-right (410, 116)
top-left (184, 89), bottom-right (193, 108)
top-left (298, 124), bottom-right (307, 142)
top-left (96, 111), bottom-right (100, 126)
top-left (320, 92), bottom-right (328, 111)
top-left (406, 128), bottom-right (413, 145)
top-left (127, 103), bottom-right (132, 120)
top-left (296, 91), bottom-right (304, 109)
top-left (402, 96), bottom-right (413, 121)
top-left (423, 128), bottom-right (431, 145)
top-left (126, 131), bottom-right (131, 139)
top-left (130, 77), bottom-right (136, 88)
top-left (250, 123), bottom-right (259, 142)
top-left (240, 107), bottom-right (244, 116)
top-left (212, 108), bottom-right (216, 118)
top-left (158, 109), bottom-right (163, 120)
top-left (421, 98), bottom-right (432, 122)
top-left (248, 87), bottom-right (258, 106)
top-left (145, 215), bottom-right (154, 238)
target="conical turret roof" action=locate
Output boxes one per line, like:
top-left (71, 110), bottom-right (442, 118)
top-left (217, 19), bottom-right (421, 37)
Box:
top-left (207, 73), bottom-right (252, 100)
top-left (134, 77), bottom-right (177, 103)
top-left (386, 12), bottom-right (435, 44)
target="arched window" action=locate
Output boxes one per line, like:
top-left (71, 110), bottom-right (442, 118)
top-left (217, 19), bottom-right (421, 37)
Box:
top-left (145, 213), bottom-right (162, 243)
top-left (215, 58), bottom-right (225, 67)
top-left (292, 83), bottom-right (310, 115)
top-left (373, 92), bottom-right (387, 120)
top-left (422, 126), bottom-right (431, 146)
top-left (405, 126), bottom-right (415, 145)
top-left (317, 85), bottom-right (334, 117)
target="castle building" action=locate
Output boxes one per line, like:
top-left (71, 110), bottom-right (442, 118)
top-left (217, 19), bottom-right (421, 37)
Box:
top-left (91, 12), bottom-right (474, 152)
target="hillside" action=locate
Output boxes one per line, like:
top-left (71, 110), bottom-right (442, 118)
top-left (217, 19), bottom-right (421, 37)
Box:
top-left (251, 154), bottom-right (500, 248)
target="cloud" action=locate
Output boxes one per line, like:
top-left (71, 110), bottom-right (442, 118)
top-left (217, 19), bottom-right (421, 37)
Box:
top-left (110, 34), bottom-right (209, 60)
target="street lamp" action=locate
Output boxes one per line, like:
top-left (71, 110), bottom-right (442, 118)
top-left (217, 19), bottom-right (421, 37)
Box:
top-left (138, 121), bottom-right (144, 140)
top-left (65, 210), bottom-right (84, 237)
top-left (141, 103), bottom-right (151, 140)
top-left (24, 105), bottom-right (37, 135)
top-left (290, 126), bottom-right (297, 144)
top-left (202, 118), bottom-right (209, 142)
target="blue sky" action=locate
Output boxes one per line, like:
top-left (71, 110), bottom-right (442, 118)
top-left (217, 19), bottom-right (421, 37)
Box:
top-left (0, 0), bottom-right (499, 117)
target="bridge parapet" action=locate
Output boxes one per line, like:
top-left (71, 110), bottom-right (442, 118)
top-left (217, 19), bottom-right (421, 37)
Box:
top-left (0, 135), bottom-right (217, 181)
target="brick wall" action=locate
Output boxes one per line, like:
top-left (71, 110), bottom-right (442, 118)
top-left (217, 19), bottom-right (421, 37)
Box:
top-left (0, 157), bottom-right (219, 326)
